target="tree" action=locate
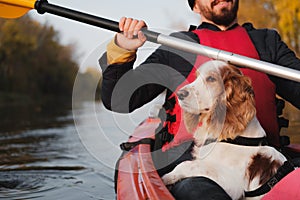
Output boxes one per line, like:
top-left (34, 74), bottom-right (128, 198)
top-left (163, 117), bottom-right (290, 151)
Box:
top-left (273, 0), bottom-right (300, 55)
top-left (73, 67), bottom-right (102, 102)
top-left (0, 16), bottom-right (78, 98)
top-left (238, 0), bottom-right (278, 29)
top-left (239, 0), bottom-right (300, 56)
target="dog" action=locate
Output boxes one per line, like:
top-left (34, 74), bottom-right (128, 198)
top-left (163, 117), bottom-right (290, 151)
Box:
top-left (161, 60), bottom-right (287, 199)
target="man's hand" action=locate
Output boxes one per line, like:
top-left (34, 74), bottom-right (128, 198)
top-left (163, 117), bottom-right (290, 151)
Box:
top-left (115, 17), bottom-right (147, 51)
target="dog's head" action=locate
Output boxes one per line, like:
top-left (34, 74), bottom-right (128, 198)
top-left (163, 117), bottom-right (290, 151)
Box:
top-left (177, 60), bottom-right (256, 141)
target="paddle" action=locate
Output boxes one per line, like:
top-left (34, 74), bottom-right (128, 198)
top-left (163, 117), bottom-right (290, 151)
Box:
top-left (0, 0), bottom-right (160, 42)
top-left (0, 0), bottom-right (300, 82)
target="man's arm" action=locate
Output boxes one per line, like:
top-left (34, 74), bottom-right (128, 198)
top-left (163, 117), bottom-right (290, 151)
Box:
top-left (99, 17), bottom-right (167, 113)
top-left (267, 30), bottom-right (300, 109)
top-left (99, 37), bottom-right (168, 113)
top-left (246, 24), bottom-right (300, 109)
top-left (99, 23), bottom-right (198, 113)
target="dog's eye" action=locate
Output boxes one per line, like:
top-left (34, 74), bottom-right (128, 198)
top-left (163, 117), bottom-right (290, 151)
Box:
top-left (206, 76), bottom-right (216, 82)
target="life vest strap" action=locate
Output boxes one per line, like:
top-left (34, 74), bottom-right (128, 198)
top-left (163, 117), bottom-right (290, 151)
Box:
top-left (245, 160), bottom-right (297, 197)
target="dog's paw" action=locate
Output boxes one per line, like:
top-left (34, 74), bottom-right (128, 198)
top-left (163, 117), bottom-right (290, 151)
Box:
top-left (162, 173), bottom-right (179, 186)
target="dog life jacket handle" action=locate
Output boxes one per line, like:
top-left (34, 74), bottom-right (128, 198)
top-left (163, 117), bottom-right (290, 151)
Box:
top-left (120, 138), bottom-right (155, 151)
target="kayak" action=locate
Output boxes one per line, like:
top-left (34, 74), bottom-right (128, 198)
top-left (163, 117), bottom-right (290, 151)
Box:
top-left (116, 117), bottom-right (300, 200)
top-left (117, 118), bottom-right (174, 200)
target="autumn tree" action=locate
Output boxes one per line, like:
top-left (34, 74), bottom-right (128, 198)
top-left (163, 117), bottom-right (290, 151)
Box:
top-left (238, 0), bottom-right (278, 29)
top-left (273, 0), bottom-right (300, 55)
top-left (0, 16), bottom-right (78, 98)
top-left (239, 0), bottom-right (300, 55)
top-left (73, 67), bottom-right (102, 102)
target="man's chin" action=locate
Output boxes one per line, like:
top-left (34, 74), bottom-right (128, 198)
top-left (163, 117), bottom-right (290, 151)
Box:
top-left (212, 10), bottom-right (236, 27)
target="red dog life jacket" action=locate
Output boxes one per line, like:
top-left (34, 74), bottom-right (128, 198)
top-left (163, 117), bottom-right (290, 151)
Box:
top-left (162, 25), bottom-right (279, 151)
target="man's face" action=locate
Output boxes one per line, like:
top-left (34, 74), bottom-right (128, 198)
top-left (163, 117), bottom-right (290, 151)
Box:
top-left (195, 0), bottom-right (239, 27)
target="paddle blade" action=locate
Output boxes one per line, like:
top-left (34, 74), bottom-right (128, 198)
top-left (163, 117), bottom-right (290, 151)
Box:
top-left (0, 3), bottom-right (29, 18)
top-left (0, 0), bottom-right (35, 19)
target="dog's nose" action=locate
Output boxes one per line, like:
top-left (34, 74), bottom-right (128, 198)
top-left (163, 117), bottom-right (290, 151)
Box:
top-left (177, 89), bottom-right (189, 100)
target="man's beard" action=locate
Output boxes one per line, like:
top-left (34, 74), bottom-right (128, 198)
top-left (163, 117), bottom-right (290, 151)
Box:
top-left (202, 0), bottom-right (239, 27)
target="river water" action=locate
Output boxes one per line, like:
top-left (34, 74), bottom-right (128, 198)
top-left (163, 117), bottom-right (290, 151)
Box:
top-left (0, 97), bottom-right (299, 200)
top-left (0, 100), bottom-right (152, 200)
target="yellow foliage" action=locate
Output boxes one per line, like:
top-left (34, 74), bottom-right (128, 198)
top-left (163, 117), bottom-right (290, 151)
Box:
top-left (273, 0), bottom-right (300, 52)
top-left (239, 0), bottom-right (300, 55)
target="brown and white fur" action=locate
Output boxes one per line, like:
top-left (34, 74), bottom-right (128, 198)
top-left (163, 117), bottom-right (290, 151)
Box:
top-left (161, 61), bottom-right (286, 200)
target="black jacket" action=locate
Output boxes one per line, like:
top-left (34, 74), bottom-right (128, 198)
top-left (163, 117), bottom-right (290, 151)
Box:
top-left (99, 23), bottom-right (300, 113)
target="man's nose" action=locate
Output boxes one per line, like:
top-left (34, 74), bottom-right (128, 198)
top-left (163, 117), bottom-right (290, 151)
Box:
top-left (176, 89), bottom-right (189, 100)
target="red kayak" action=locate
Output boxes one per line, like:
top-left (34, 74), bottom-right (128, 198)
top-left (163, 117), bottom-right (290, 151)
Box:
top-left (117, 118), bottom-right (174, 200)
top-left (117, 117), bottom-right (300, 200)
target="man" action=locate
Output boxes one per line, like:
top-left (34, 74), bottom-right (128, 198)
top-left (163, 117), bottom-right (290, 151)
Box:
top-left (99, 0), bottom-right (300, 199)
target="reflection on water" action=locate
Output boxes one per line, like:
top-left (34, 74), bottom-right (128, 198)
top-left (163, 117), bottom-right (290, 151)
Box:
top-left (0, 98), bottom-right (299, 199)
top-left (0, 100), bottom-right (115, 200)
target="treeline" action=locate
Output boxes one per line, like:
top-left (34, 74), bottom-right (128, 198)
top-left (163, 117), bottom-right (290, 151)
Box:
top-left (239, 0), bottom-right (300, 55)
top-left (0, 15), bottom-right (101, 103)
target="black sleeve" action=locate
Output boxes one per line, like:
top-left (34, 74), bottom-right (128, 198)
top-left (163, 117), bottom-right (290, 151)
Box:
top-left (98, 32), bottom-right (197, 113)
top-left (266, 30), bottom-right (300, 109)
top-left (99, 50), bottom-right (169, 113)
top-left (248, 26), bottom-right (300, 109)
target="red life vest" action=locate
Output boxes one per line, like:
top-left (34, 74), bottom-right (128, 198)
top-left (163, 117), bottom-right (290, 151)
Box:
top-left (162, 25), bottom-right (279, 151)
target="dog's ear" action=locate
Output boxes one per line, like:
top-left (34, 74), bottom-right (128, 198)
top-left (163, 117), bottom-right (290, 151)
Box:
top-left (220, 65), bottom-right (256, 136)
top-left (183, 112), bottom-right (200, 133)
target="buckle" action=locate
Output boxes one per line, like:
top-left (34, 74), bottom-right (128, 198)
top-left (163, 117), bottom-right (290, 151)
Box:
top-left (267, 177), bottom-right (278, 189)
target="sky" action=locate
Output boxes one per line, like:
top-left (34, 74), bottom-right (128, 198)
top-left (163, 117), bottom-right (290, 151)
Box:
top-left (26, 0), bottom-right (201, 167)
top-left (28, 0), bottom-right (200, 68)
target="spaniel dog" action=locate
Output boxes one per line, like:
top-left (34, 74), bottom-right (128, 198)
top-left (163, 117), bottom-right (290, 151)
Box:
top-left (162, 61), bottom-right (287, 200)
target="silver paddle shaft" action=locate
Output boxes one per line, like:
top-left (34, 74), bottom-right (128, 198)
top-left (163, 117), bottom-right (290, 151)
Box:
top-left (155, 33), bottom-right (300, 83)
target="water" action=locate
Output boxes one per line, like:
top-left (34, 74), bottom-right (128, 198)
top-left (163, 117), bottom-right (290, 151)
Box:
top-left (0, 100), bottom-right (137, 200)
top-left (1, 97), bottom-right (299, 200)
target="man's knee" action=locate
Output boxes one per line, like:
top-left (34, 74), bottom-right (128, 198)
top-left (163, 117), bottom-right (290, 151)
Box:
top-left (170, 177), bottom-right (232, 200)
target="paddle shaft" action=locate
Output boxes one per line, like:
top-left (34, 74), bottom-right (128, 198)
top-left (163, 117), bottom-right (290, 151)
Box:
top-left (33, 0), bottom-right (300, 82)
top-left (34, 0), bottom-right (160, 42)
